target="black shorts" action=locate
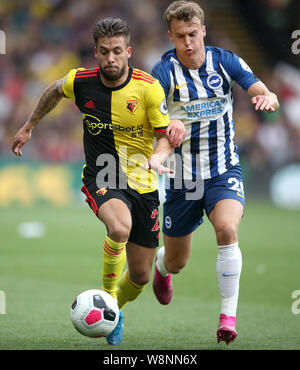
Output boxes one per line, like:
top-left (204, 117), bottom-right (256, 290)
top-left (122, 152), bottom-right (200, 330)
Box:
top-left (81, 180), bottom-right (160, 248)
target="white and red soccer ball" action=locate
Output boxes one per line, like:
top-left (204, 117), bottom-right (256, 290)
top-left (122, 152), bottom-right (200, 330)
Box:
top-left (70, 289), bottom-right (119, 338)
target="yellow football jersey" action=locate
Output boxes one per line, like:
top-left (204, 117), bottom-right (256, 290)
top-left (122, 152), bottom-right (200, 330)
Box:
top-left (62, 66), bottom-right (170, 193)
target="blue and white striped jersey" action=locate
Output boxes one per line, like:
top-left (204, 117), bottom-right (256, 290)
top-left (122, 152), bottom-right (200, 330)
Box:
top-left (152, 46), bottom-right (259, 181)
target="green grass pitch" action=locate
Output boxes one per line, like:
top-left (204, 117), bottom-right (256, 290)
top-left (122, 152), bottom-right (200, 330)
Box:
top-left (0, 200), bottom-right (300, 350)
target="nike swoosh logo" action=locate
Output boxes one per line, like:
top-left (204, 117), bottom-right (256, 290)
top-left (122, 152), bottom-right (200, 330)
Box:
top-left (175, 82), bottom-right (189, 89)
top-left (237, 192), bottom-right (244, 198)
top-left (222, 273), bottom-right (239, 277)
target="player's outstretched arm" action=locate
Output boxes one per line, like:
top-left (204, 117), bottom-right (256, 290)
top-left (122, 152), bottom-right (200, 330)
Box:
top-left (247, 81), bottom-right (280, 113)
top-left (145, 131), bottom-right (174, 176)
top-left (12, 79), bottom-right (65, 156)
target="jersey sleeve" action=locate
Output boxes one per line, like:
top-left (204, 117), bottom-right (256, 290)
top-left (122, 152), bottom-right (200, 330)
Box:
top-left (61, 68), bottom-right (84, 102)
top-left (146, 79), bottom-right (170, 132)
top-left (221, 50), bottom-right (260, 91)
top-left (151, 61), bottom-right (171, 100)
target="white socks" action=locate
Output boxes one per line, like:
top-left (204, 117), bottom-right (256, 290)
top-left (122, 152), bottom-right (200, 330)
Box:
top-left (156, 246), bottom-right (169, 277)
top-left (156, 242), bottom-right (242, 317)
top-left (216, 242), bottom-right (242, 317)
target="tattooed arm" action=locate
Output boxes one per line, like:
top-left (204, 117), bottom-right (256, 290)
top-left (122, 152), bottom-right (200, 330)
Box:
top-left (12, 79), bottom-right (65, 156)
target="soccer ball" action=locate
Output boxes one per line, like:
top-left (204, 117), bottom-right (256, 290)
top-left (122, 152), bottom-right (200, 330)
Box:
top-left (70, 289), bottom-right (119, 338)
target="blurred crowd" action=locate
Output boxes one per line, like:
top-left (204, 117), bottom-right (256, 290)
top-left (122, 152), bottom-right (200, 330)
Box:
top-left (0, 0), bottom-right (300, 174)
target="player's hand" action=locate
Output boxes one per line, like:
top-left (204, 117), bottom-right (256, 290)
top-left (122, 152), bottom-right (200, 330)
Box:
top-left (251, 93), bottom-right (279, 113)
top-left (166, 119), bottom-right (185, 148)
top-left (12, 125), bottom-right (32, 156)
top-left (144, 154), bottom-right (174, 176)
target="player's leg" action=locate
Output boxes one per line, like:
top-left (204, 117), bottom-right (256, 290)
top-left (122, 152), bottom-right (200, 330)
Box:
top-left (208, 198), bottom-right (243, 246)
top-left (97, 198), bottom-right (133, 346)
top-left (209, 199), bottom-right (243, 316)
top-left (117, 242), bottom-right (156, 309)
top-left (153, 185), bottom-right (204, 304)
top-left (153, 233), bottom-right (193, 304)
top-left (206, 167), bottom-right (244, 344)
top-left (163, 233), bottom-right (193, 274)
top-left (209, 199), bottom-right (243, 344)
top-left (117, 189), bottom-right (160, 307)
top-left (108, 189), bottom-right (160, 345)
top-left (82, 184), bottom-right (132, 299)
top-left (81, 185), bottom-right (132, 346)
top-left (106, 242), bottom-right (156, 345)
top-left (97, 198), bottom-right (132, 300)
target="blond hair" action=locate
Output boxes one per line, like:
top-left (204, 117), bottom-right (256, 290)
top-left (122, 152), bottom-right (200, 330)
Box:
top-left (164, 1), bottom-right (204, 30)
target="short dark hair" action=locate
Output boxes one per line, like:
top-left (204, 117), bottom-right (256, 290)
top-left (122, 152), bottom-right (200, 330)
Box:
top-left (164, 1), bottom-right (204, 30)
top-left (93, 17), bottom-right (130, 46)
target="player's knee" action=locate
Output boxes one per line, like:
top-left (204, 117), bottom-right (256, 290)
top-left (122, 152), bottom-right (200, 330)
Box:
top-left (215, 222), bottom-right (238, 245)
top-left (130, 271), bottom-right (150, 286)
top-left (108, 221), bottom-right (131, 243)
top-left (166, 259), bottom-right (187, 274)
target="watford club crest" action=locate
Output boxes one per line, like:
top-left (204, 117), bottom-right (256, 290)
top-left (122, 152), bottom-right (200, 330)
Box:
top-left (126, 99), bottom-right (138, 114)
top-left (96, 187), bottom-right (108, 196)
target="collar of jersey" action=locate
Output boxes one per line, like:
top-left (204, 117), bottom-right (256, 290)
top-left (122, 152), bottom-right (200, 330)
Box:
top-left (168, 48), bottom-right (207, 72)
top-left (98, 65), bottom-right (133, 91)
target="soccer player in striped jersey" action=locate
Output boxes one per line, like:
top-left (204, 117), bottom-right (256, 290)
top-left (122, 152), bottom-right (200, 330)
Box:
top-left (12, 17), bottom-right (185, 346)
top-left (152, 1), bottom-right (279, 344)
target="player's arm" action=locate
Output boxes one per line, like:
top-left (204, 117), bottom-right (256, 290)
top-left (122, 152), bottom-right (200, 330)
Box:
top-left (151, 62), bottom-right (185, 148)
top-left (12, 79), bottom-right (65, 156)
top-left (247, 81), bottom-right (280, 113)
top-left (145, 131), bottom-right (174, 176)
top-left (166, 119), bottom-right (185, 148)
top-left (221, 50), bottom-right (279, 114)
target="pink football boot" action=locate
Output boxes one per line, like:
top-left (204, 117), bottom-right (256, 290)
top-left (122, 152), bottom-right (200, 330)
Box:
top-left (153, 263), bottom-right (173, 305)
top-left (217, 313), bottom-right (238, 345)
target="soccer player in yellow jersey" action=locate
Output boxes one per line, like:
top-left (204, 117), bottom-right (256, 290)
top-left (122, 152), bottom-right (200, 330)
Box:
top-left (12, 17), bottom-right (185, 345)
